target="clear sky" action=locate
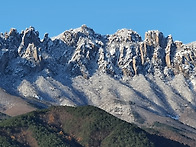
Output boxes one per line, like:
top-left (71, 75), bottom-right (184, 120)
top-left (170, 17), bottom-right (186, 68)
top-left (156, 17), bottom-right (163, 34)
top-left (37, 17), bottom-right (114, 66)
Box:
top-left (0, 0), bottom-right (195, 43)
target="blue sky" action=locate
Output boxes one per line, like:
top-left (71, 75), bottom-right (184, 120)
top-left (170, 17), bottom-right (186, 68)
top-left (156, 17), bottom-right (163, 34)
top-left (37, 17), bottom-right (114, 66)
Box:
top-left (0, 0), bottom-right (195, 43)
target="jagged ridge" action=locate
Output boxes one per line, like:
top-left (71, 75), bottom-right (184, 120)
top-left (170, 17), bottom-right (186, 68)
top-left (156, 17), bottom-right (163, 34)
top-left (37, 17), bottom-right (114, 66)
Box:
top-left (0, 25), bottom-right (196, 135)
top-left (0, 25), bottom-right (195, 80)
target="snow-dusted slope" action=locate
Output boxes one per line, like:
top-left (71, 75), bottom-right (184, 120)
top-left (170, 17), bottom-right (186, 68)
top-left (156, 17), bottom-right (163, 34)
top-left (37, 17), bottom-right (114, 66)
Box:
top-left (0, 25), bottom-right (196, 129)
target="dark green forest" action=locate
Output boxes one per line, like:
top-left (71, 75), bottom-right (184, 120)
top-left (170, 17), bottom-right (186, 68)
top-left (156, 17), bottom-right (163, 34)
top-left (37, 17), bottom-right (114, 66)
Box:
top-left (0, 106), bottom-right (188, 147)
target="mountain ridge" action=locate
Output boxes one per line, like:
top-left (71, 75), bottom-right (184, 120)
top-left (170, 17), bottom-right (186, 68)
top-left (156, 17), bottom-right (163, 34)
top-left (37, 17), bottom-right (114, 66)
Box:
top-left (0, 25), bottom-right (196, 144)
top-left (1, 25), bottom-right (195, 79)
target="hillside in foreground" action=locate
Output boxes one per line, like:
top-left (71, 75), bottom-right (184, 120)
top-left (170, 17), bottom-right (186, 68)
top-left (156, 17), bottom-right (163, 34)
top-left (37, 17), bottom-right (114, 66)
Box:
top-left (0, 105), bottom-right (188, 147)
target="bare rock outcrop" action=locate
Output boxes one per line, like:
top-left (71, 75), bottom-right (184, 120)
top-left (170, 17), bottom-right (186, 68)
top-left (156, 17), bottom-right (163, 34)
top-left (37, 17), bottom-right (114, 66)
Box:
top-left (0, 25), bottom-right (195, 80)
top-left (18, 26), bottom-right (40, 56)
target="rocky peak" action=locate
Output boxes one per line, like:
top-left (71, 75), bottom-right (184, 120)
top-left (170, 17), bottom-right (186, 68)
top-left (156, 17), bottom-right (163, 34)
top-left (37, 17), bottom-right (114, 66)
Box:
top-left (18, 27), bottom-right (41, 56)
top-left (145, 30), bottom-right (167, 48)
top-left (42, 33), bottom-right (53, 52)
top-left (175, 41), bottom-right (183, 49)
top-left (55, 25), bottom-right (102, 48)
top-left (187, 41), bottom-right (196, 50)
top-left (0, 28), bottom-right (21, 51)
top-left (165, 35), bottom-right (175, 67)
top-left (43, 33), bottom-right (49, 41)
top-left (109, 29), bottom-right (142, 43)
top-left (0, 26), bottom-right (195, 81)
top-left (8, 28), bottom-right (18, 37)
top-left (79, 24), bottom-right (96, 36)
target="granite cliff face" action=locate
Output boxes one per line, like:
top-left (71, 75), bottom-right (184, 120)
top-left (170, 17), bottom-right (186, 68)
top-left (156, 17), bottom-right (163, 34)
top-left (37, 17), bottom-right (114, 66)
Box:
top-left (0, 25), bottom-right (196, 131)
top-left (1, 25), bottom-right (195, 80)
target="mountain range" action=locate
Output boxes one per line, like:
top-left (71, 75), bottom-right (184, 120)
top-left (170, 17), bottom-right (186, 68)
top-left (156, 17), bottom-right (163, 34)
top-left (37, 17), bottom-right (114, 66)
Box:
top-left (0, 25), bottom-right (196, 146)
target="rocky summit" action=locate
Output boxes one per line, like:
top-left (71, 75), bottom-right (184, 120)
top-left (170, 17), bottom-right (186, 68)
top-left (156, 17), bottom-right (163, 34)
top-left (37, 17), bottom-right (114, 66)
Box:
top-left (1, 25), bottom-right (195, 80)
top-left (0, 25), bottom-right (196, 142)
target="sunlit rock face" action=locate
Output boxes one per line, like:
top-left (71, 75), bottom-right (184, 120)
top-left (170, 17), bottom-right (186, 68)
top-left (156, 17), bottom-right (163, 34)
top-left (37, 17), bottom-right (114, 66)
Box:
top-left (0, 25), bottom-right (196, 129)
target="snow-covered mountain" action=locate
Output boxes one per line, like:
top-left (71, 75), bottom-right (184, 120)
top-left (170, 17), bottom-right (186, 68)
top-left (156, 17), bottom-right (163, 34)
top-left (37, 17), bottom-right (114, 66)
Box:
top-left (0, 25), bottom-right (196, 131)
